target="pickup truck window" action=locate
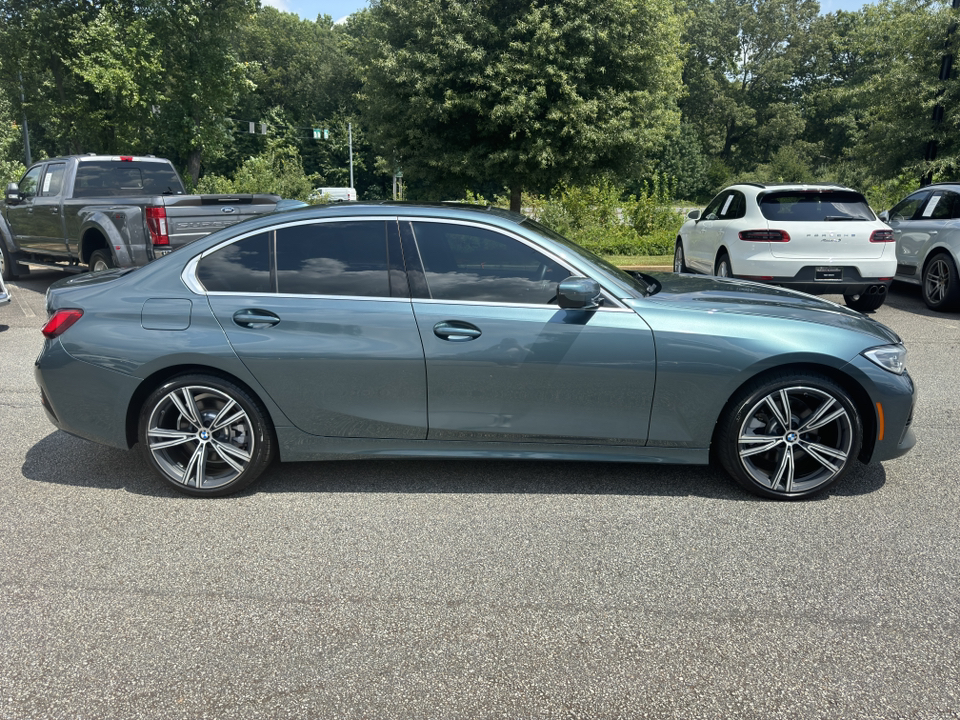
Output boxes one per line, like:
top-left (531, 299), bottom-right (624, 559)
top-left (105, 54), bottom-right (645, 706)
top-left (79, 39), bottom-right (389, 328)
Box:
top-left (18, 166), bottom-right (42, 198)
top-left (40, 163), bottom-right (67, 197)
top-left (73, 161), bottom-right (186, 198)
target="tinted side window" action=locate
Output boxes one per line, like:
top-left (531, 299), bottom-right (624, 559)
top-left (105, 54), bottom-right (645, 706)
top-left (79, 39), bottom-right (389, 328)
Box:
top-left (922, 191), bottom-right (960, 220)
top-left (40, 163), bottom-right (67, 197)
top-left (276, 221), bottom-right (390, 297)
top-left (411, 222), bottom-right (567, 304)
top-left (702, 192), bottom-right (729, 221)
top-left (197, 232), bottom-right (272, 293)
top-left (720, 191), bottom-right (746, 219)
top-left (889, 193), bottom-right (928, 221)
top-left (18, 166), bottom-right (42, 197)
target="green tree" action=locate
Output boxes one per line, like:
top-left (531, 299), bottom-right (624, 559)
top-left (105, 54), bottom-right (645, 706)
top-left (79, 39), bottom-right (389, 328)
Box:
top-left (680, 0), bottom-right (820, 174)
top-left (827, 0), bottom-right (960, 185)
top-left (360, 0), bottom-right (684, 211)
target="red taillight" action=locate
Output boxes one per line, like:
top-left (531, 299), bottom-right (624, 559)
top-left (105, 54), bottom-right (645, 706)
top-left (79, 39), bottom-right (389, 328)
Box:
top-left (146, 206), bottom-right (169, 245)
top-left (120, 156), bottom-right (133, 162)
top-left (42, 309), bottom-right (83, 338)
top-left (870, 229), bottom-right (895, 243)
top-left (739, 229), bottom-right (791, 242)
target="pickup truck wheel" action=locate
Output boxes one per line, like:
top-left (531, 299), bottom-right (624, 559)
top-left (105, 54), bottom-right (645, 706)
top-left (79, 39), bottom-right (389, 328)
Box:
top-left (1, 243), bottom-right (25, 281)
top-left (89, 249), bottom-right (116, 273)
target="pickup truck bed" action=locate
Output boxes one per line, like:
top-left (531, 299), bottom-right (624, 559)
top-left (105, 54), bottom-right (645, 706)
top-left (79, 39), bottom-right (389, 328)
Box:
top-left (1, 155), bottom-right (282, 279)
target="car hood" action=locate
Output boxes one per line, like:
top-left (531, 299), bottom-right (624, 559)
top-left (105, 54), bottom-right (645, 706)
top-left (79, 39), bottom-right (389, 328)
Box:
top-left (629, 272), bottom-right (901, 344)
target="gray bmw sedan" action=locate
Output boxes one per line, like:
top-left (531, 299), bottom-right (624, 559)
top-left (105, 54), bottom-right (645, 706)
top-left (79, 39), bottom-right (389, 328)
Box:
top-left (35, 203), bottom-right (916, 499)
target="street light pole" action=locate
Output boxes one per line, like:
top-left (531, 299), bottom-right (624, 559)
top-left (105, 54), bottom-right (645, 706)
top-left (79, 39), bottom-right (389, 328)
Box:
top-left (348, 122), bottom-right (354, 189)
top-left (18, 70), bottom-right (31, 167)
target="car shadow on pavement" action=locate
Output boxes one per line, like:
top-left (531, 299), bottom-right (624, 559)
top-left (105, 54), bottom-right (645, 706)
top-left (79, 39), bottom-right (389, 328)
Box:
top-left (23, 430), bottom-right (887, 502)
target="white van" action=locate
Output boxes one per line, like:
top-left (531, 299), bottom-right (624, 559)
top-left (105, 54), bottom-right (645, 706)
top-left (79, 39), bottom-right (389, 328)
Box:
top-left (310, 187), bottom-right (357, 203)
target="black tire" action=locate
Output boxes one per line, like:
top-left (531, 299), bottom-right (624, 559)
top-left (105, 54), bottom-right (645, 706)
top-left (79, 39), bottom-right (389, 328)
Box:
top-left (714, 252), bottom-right (732, 278)
top-left (715, 372), bottom-right (863, 499)
top-left (89, 249), bottom-right (116, 272)
top-left (1, 243), bottom-right (25, 281)
top-left (138, 373), bottom-right (275, 497)
top-left (674, 239), bottom-right (689, 273)
top-left (921, 252), bottom-right (960, 312)
top-left (843, 290), bottom-right (885, 312)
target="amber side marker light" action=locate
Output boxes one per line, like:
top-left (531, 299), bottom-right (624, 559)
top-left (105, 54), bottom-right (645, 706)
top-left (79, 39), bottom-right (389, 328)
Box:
top-left (42, 309), bottom-right (83, 339)
top-left (876, 402), bottom-right (885, 442)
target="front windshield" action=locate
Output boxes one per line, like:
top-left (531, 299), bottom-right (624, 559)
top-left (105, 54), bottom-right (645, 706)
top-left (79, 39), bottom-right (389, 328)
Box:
top-left (520, 218), bottom-right (657, 296)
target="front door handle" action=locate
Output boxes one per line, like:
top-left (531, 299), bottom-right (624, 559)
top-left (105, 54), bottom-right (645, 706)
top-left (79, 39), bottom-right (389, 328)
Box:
top-left (233, 309), bottom-right (281, 329)
top-left (434, 320), bottom-right (481, 342)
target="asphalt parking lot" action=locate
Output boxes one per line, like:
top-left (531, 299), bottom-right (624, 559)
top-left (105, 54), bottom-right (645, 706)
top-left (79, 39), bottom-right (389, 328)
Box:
top-left (1, 269), bottom-right (958, 719)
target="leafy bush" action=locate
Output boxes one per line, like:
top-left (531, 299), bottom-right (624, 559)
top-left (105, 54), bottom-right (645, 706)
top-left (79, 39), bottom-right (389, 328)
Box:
top-left (461, 178), bottom-right (683, 256)
top-left (195, 144), bottom-right (315, 201)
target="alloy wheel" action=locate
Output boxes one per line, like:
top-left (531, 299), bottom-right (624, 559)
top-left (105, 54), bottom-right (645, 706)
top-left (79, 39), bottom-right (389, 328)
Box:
top-left (146, 385), bottom-right (255, 490)
top-left (736, 385), bottom-right (854, 495)
top-left (924, 257), bottom-right (951, 305)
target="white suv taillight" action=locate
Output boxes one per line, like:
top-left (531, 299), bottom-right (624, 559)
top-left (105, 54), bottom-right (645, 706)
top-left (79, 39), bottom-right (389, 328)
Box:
top-left (146, 206), bottom-right (169, 246)
top-left (739, 229), bottom-right (791, 242)
top-left (870, 229), bottom-right (895, 243)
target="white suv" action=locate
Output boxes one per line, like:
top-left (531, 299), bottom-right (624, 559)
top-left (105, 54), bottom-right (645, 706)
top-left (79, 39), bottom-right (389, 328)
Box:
top-left (675, 183), bottom-right (897, 311)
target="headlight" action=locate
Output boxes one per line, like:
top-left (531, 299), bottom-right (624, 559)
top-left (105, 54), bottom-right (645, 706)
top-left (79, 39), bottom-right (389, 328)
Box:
top-left (862, 344), bottom-right (907, 375)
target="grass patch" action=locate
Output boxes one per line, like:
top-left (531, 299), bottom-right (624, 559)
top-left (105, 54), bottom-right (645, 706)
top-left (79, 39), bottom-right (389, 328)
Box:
top-left (602, 254), bottom-right (673, 268)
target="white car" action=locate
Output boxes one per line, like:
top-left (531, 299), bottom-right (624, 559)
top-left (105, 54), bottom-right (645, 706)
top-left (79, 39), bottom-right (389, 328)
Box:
top-left (675, 183), bottom-right (897, 311)
top-left (881, 183), bottom-right (960, 312)
top-left (309, 187), bottom-right (356, 203)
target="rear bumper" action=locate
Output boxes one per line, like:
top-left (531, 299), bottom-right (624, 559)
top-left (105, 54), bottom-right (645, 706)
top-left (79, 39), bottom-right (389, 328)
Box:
top-left (734, 265), bottom-right (894, 296)
top-left (34, 337), bottom-right (141, 449)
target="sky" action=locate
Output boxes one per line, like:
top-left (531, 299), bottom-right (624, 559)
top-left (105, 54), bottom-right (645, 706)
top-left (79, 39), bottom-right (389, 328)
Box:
top-left (263, 0), bottom-right (872, 24)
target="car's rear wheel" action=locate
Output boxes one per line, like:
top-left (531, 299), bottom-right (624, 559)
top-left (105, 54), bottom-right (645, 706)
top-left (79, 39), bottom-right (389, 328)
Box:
top-left (89, 249), bottom-right (116, 273)
top-left (714, 252), bottom-right (732, 278)
top-left (674, 240), bottom-right (689, 273)
top-left (716, 372), bottom-right (862, 499)
top-left (843, 290), bottom-right (885, 312)
top-left (921, 252), bottom-right (960, 312)
top-left (138, 374), bottom-right (275, 497)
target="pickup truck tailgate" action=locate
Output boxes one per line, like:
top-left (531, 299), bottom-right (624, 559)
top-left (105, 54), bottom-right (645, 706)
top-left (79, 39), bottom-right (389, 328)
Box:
top-left (162, 194), bottom-right (281, 249)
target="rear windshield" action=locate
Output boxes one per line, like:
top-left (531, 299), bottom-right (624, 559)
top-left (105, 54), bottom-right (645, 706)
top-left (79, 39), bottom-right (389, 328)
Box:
top-left (73, 161), bottom-right (185, 198)
top-left (758, 191), bottom-right (874, 222)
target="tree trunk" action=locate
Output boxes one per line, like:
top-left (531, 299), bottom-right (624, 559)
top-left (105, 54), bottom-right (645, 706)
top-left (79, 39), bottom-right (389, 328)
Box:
top-left (188, 148), bottom-right (202, 187)
top-left (510, 186), bottom-right (522, 214)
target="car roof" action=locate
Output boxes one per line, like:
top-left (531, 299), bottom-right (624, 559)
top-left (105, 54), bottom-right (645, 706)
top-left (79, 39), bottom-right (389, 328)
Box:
top-left (727, 182), bottom-right (858, 193)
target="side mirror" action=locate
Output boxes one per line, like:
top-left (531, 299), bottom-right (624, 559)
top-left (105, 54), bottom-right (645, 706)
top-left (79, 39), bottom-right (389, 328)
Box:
top-left (878, 210), bottom-right (890, 222)
top-left (5, 183), bottom-right (21, 205)
top-left (687, 209), bottom-right (701, 221)
top-left (557, 276), bottom-right (602, 310)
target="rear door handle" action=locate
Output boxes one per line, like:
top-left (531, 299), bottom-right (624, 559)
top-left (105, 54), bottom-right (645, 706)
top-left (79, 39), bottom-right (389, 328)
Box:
top-left (233, 309), bottom-right (281, 328)
top-left (434, 320), bottom-right (481, 342)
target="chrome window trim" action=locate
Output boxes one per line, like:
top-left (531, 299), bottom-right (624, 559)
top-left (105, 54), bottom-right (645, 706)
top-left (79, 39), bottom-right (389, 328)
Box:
top-left (410, 297), bottom-right (634, 312)
top-left (204, 291), bottom-right (411, 303)
top-left (400, 216), bottom-right (628, 309)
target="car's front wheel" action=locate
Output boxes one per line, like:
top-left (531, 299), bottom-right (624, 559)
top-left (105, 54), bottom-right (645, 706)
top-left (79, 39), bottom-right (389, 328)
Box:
top-left (843, 290), bottom-right (885, 312)
top-left (921, 252), bottom-right (960, 312)
top-left (138, 374), bottom-right (275, 497)
top-left (1, 243), bottom-right (25, 281)
top-left (716, 372), bottom-right (863, 499)
top-left (674, 240), bottom-right (689, 273)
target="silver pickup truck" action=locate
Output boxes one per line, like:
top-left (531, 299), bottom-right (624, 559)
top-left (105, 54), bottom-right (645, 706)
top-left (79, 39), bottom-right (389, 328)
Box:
top-left (0, 155), bottom-right (283, 280)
